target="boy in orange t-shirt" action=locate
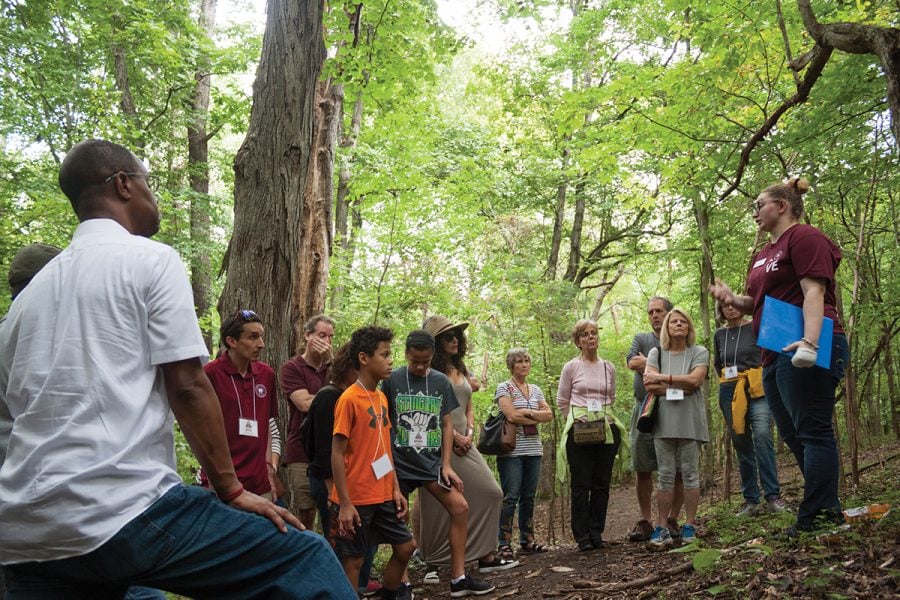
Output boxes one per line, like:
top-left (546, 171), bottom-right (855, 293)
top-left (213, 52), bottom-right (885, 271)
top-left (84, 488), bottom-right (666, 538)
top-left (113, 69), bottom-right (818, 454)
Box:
top-left (331, 326), bottom-right (416, 599)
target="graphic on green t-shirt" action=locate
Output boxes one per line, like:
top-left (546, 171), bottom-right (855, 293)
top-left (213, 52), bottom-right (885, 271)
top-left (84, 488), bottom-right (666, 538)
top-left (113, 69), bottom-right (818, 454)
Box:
top-left (395, 393), bottom-right (441, 451)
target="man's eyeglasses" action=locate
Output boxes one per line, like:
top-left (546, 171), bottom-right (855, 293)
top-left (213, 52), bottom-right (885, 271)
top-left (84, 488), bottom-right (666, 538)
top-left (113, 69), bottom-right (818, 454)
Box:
top-left (104, 171), bottom-right (161, 191)
top-left (236, 309), bottom-right (258, 321)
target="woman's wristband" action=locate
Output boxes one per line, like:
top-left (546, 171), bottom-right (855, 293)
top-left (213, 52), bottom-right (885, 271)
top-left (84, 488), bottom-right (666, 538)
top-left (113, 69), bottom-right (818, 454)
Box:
top-left (800, 337), bottom-right (819, 350)
top-left (668, 374), bottom-right (673, 385)
top-left (219, 484), bottom-right (244, 503)
top-left (466, 425), bottom-right (474, 437)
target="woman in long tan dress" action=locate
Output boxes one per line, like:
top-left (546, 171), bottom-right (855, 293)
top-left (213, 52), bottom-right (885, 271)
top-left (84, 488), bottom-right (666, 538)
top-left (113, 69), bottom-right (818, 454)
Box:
top-left (416, 315), bottom-right (520, 575)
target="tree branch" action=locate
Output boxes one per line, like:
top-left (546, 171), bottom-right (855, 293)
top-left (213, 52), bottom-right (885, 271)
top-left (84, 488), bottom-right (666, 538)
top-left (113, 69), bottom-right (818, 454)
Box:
top-left (716, 43), bottom-right (833, 203)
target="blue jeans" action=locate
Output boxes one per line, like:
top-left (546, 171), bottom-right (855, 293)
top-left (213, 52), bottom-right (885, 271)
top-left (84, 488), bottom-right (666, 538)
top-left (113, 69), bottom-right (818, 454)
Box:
top-left (719, 383), bottom-right (780, 504)
top-left (763, 333), bottom-right (849, 530)
top-left (4, 484), bottom-right (356, 599)
top-left (496, 454), bottom-right (542, 546)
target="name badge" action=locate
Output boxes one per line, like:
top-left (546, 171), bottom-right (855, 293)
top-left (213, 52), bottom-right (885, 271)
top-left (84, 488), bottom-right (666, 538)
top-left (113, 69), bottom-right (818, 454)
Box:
top-left (239, 418), bottom-right (259, 438)
top-left (666, 388), bottom-right (684, 401)
top-left (753, 258), bottom-right (766, 268)
top-left (587, 398), bottom-right (603, 412)
top-left (371, 454), bottom-right (394, 480)
top-left (724, 366), bottom-right (738, 379)
top-left (410, 431), bottom-right (427, 449)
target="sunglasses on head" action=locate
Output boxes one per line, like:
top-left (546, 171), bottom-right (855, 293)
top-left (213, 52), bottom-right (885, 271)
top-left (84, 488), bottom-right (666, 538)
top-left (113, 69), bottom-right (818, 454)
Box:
top-left (236, 309), bottom-right (257, 321)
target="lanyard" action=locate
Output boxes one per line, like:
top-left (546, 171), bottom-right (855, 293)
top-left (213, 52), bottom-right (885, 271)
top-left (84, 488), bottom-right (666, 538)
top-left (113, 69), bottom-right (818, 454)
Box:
top-left (510, 379), bottom-right (533, 409)
top-left (404, 367), bottom-right (429, 396)
top-left (356, 380), bottom-right (385, 461)
top-left (722, 325), bottom-right (742, 368)
top-left (230, 374), bottom-right (257, 423)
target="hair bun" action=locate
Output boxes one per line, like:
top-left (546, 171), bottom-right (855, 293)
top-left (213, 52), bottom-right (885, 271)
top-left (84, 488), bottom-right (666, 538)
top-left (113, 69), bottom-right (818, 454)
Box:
top-left (787, 177), bottom-right (810, 194)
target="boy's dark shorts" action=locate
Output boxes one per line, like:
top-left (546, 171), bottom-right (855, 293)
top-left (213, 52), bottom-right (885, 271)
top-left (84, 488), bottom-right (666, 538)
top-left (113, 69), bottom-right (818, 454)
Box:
top-left (399, 477), bottom-right (435, 497)
top-left (329, 501), bottom-right (413, 558)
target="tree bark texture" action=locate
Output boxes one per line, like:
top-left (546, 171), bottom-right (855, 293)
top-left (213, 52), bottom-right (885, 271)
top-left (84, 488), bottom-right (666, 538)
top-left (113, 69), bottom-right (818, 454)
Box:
top-left (563, 179), bottom-right (585, 282)
top-left (222, 0), bottom-right (325, 385)
top-left (293, 78), bottom-right (340, 353)
top-left (187, 0), bottom-right (216, 351)
top-left (546, 148), bottom-right (568, 280)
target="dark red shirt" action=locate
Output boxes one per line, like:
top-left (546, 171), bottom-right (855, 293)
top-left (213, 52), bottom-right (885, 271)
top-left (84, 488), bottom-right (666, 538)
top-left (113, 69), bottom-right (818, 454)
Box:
top-left (746, 224), bottom-right (843, 365)
top-left (280, 354), bottom-right (328, 464)
top-left (200, 355), bottom-right (278, 495)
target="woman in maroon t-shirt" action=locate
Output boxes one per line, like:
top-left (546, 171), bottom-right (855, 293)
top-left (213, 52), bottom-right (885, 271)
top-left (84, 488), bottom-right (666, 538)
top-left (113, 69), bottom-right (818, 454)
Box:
top-left (709, 177), bottom-right (849, 536)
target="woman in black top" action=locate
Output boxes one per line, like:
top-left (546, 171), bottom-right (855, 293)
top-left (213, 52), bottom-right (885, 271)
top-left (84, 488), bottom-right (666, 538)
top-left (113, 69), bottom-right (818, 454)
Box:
top-left (713, 302), bottom-right (783, 517)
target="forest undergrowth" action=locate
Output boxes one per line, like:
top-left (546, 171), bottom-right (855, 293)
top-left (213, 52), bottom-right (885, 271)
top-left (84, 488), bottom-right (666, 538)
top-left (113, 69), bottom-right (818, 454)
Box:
top-left (408, 440), bottom-right (900, 599)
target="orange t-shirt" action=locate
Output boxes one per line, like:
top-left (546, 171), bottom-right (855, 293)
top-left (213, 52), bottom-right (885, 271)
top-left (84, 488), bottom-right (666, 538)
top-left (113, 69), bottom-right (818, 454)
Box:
top-left (329, 384), bottom-right (395, 506)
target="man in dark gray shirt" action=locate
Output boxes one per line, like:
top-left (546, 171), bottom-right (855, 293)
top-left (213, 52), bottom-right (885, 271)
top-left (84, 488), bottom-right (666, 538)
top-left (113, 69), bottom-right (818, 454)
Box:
top-left (625, 296), bottom-right (683, 542)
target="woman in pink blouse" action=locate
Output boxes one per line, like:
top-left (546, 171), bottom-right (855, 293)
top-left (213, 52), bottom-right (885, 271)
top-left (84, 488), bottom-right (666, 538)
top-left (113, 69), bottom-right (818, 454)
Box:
top-left (556, 319), bottom-right (622, 551)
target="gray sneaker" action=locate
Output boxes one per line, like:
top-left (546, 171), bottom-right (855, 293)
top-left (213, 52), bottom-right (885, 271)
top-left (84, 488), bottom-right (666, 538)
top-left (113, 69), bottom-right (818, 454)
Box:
top-left (737, 501), bottom-right (761, 517)
top-left (766, 497), bottom-right (787, 513)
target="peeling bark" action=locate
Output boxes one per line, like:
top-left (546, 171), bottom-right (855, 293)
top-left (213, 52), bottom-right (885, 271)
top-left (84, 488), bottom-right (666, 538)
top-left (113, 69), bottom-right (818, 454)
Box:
top-left (221, 0), bottom-right (325, 391)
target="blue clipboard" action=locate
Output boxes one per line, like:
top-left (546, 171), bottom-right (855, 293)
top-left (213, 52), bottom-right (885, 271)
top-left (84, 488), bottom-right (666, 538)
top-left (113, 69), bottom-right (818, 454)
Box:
top-left (757, 296), bottom-right (832, 369)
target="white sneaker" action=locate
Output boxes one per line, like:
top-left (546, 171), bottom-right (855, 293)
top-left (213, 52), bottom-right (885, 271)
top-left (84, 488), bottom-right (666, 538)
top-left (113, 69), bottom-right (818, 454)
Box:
top-left (423, 570), bottom-right (440, 585)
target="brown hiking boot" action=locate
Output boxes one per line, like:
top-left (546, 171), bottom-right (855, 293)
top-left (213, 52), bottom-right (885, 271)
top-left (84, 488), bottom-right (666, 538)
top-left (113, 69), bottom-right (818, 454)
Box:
top-left (667, 517), bottom-right (682, 539)
top-left (628, 519), bottom-right (653, 542)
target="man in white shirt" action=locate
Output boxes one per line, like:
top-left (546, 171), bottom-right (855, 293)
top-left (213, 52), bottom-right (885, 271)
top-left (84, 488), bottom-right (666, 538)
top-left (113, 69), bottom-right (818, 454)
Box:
top-left (0, 139), bottom-right (353, 599)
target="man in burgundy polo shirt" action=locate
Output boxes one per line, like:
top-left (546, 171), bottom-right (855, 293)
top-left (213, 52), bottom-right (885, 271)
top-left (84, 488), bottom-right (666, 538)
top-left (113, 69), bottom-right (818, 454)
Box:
top-left (280, 314), bottom-right (335, 528)
top-left (201, 310), bottom-right (279, 499)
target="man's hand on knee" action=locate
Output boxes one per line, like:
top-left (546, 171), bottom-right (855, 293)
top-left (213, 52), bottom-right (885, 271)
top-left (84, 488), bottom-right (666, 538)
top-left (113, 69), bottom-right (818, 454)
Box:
top-left (230, 490), bottom-right (305, 533)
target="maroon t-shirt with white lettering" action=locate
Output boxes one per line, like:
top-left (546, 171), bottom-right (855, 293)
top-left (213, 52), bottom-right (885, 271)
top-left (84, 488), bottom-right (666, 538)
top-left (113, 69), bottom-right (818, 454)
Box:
top-left (746, 224), bottom-right (843, 365)
top-left (200, 355), bottom-right (278, 495)
top-left (280, 355), bottom-right (328, 465)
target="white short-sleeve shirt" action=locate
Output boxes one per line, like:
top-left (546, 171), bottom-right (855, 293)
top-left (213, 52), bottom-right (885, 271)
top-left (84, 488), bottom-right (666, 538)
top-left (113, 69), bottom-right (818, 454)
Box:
top-left (0, 219), bottom-right (209, 563)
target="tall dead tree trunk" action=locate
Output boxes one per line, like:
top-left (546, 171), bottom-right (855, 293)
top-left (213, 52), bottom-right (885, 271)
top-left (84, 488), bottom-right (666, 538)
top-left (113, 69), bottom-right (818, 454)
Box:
top-left (293, 78), bottom-right (340, 353)
top-left (187, 0), bottom-right (216, 351)
top-left (221, 0), bottom-right (325, 402)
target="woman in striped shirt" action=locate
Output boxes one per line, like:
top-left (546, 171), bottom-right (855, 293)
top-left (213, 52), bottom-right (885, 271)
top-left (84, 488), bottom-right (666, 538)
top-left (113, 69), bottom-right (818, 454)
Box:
top-left (495, 349), bottom-right (553, 557)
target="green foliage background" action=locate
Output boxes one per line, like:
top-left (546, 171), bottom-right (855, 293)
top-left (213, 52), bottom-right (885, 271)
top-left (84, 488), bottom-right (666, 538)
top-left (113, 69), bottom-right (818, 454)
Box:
top-left (1, 0), bottom-right (897, 485)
